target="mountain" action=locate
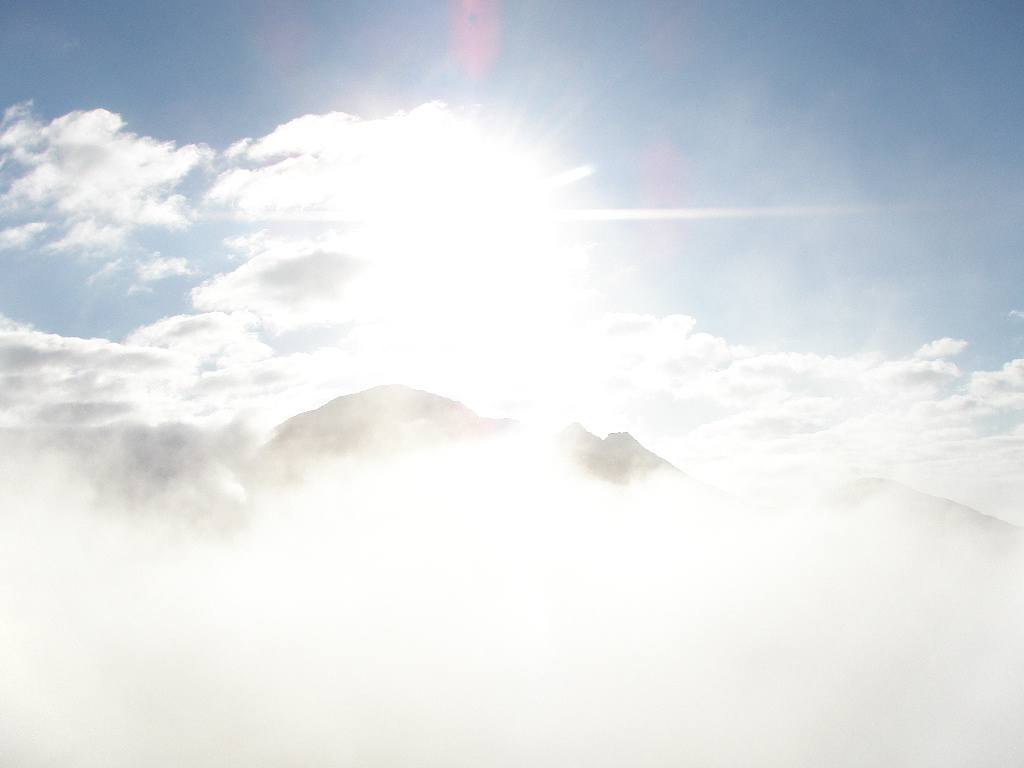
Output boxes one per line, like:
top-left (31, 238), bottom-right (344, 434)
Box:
top-left (258, 384), bottom-right (725, 494)
top-left (259, 384), bottom-right (516, 469)
top-left (825, 477), bottom-right (1018, 534)
top-left (556, 422), bottom-right (684, 485)
top-left (259, 385), bottom-right (716, 489)
top-left (256, 386), bottom-right (1017, 533)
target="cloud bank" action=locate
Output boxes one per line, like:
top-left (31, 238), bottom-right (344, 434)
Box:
top-left (0, 403), bottom-right (1022, 768)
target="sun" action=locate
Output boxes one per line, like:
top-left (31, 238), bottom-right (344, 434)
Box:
top-left (320, 107), bottom-right (594, 402)
top-left (209, 103), bottom-right (596, 415)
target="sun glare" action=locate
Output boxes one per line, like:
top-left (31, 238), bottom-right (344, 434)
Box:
top-left (318, 110), bottom-right (593, 407)
top-left (205, 104), bottom-right (599, 417)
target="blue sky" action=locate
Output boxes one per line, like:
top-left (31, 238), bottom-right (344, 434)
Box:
top-left (2, 0), bottom-right (1024, 515)
top-left (3, 0), bottom-right (1023, 356)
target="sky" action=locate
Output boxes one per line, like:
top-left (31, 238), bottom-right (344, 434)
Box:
top-left (2, 0), bottom-right (1024, 517)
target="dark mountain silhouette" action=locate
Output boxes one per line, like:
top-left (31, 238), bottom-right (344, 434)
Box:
top-left (556, 422), bottom-right (684, 485)
top-left (260, 384), bottom-right (516, 468)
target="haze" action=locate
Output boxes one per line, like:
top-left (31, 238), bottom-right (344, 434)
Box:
top-left (2, 389), bottom-right (1023, 767)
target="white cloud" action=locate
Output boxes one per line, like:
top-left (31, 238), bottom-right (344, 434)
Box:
top-left (0, 104), bottom-right (211, 252)
top-left (0, 316), bottom-right (177, 425)
top-left (207, 103), bottom-right (522, 221)
top-left (969, 359), bottom-right (1024, 408)
top-left (125, 311), bottom-right (270, 369)
top-left (0, 220), bottom-right (47, 249)
top-left (585, 312), bottom-right (739, 398)
top-left (866, 356), bottom-right (960, 391)
top-left (191, 233), bottom-right (365, 329)
top-left (914, 337), bottom-right (968, 358)
top-left (135, 255), bottom-right (192, 282)
top-left (0, 312), bottom-right (283, 426)
top-left (0, 310), bottom-right (374, 432)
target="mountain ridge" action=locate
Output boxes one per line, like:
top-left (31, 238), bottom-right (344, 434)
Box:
top-left (556, 421), bottom-right (685, 485)
top-left (262, 384), bottom-right (516, 460)
top-left (257, 384), bottom-right (1018, 530)
top-left (825, 476), bottom-right (1017, 533)
top-left (261, 384), bottom-right (709, 487)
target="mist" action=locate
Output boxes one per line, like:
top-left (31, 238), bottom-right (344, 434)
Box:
top-left (1, 414), bottom-right (1022, 768)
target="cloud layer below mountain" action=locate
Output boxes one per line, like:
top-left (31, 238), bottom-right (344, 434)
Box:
top-left (1, 417), bottom-right (1022, 768)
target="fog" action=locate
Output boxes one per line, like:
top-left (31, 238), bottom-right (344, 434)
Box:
top-left (1, 416), bottom-right (1022, 768)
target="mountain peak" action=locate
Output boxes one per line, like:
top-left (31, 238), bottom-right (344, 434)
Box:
top-left (260, 384), bottom-right (515, 469)
top-left (557, 423), bottom-right (682, 485)
top-left (827, 477), bottom-right (1018, 533)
